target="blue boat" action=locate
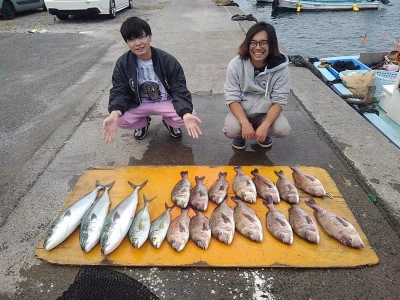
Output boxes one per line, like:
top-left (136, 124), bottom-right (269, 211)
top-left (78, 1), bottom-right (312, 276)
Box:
top-left (312, 53), bottom-right (400, 149)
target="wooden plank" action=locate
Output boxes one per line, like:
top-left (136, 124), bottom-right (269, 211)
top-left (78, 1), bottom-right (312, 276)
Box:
top-left (35, 166), bottom-right (379, 268)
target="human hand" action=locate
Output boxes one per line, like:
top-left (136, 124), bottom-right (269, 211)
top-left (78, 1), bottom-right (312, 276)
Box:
top-left (255, 123), bottom-right (269, 143)
top-left (102, 112), bottom-right (119, 143)
top-left (241, 122), bottom-right (255, 140)
top-left (183, 114), bottom-right (203, 139)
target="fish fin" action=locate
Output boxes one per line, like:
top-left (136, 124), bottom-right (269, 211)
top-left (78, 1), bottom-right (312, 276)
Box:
top-left (304, 174), bottom-right (316, 181)
top-left (219, 172), bottom-right (227, 178)
top-left (127, 180), bottom-right (148, 190)
top-left (202, 222), bottom-right (210, 231)
top-left (105, 181), bottom-right (116, 189)
top-left (305, 215), bottom-right (314, 224)
top-left (243, 213), bottom-right (256, 222)
top-left (218, 185), bottom-right (225, 191)
top-left (138, 219), bottom-right (144, 230)
top-left (63, 210), bottom-right (72, 219)
top-left (90, 213), bottom-right (98, 222)
top-left (179, 223), bottom-right (186, 232)
top-left (274, 170), bottom-right (284, 177)
top-left (335, 216), bottom-right (350, 227)
top-left (181, 170), bottom-right (188, 178)
top-left (221, 213), bottom-right (231, 223)
top-left (250, 168), bottom-right (258, 176)
top-left (277, 218), bottom-right (287, 227)
top-left (305, 198), bottom-right (316, 208)
top-left (113, 211), bottom-right (121, 222)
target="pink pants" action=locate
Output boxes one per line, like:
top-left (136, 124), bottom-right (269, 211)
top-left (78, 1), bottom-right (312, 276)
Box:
top-left (117, 99), bottom-right (184, 130)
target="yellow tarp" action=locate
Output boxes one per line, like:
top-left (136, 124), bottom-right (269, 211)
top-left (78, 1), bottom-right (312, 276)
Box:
top-left (35, 166), bottom-right (379, 268)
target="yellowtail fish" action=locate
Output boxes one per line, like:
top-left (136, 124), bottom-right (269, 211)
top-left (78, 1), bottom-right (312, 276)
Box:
top-left (149, 202), bottom-right (175, 248)
top-left (44, 180), bottom-right (107, 251)
top-left (100, 180), bottom-right (147, 255)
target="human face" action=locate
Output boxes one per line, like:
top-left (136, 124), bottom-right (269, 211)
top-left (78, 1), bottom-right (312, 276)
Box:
top-left (249, 30), bottom-right (269, 68)
top-left (127, 33), bottom-right (152, 61)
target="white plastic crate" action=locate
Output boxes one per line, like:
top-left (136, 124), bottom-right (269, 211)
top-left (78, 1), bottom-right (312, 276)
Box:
top-left (374, 70), bottom-right (398, 97)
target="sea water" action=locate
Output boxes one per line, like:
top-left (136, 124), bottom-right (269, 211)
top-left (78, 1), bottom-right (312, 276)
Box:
top-left (234, 0), bottom-right (400, 59)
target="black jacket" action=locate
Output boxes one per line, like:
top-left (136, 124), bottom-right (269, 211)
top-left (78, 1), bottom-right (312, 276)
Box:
top-left (108, 47), bottom-right (193, 118)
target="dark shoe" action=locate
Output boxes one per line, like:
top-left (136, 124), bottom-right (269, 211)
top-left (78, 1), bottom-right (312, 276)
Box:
top-left (257, 136), bottom-right (273, 148)
top-left (134, 117), bottom-right (151, 140)
top-left (232, 138), bottom-right (246, 150)
top-left (162, 120), bottom-right (182, 138)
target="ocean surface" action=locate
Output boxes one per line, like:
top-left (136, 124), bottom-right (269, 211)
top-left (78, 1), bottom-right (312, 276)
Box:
top-left (234, 0), bottom-right (400, 59)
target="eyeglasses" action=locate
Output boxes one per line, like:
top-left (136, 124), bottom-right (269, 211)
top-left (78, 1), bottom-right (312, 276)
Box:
top-left (249, 40), bottom-right (269, 48)
top-left (127, 34), bottom-right (148, 43)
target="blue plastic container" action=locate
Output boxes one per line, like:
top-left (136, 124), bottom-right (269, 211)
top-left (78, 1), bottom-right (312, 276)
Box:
top-left (327, 58), bottom-right (371, 79)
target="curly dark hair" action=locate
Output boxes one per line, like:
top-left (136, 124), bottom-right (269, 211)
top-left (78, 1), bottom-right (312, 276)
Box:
top-left (120, 17), bottom-right (152, 42)
top-left (238, 22), bottom-right (281, 66)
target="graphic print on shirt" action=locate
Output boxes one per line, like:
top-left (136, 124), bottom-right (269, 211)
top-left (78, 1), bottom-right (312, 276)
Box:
top-left (137, 59), bottom-right (168, 103)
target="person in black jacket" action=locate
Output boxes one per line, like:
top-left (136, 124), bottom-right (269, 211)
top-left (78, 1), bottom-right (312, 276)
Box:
top-left (102, 17), bottom-right (202, 143)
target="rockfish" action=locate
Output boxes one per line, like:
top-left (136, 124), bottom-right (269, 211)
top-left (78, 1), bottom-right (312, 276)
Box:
top-left (100, 180), bottom-right (147, 255)
top-left (189, 210), bottom-right (211, 250)
top-left (208, 172), bottom-right (229, 205)
top-left (262, 196), bottom-right (293, 245)
top-left (149, 202), bottom-right (174, 248)
top-left (233, 166), bottom-right (257, 203)
top-left (171, 171), bottom-right (191, 208)
top-left (128, 194), bottom-right (156, 249)
top-left (251, 168), bottom-right (280, 204)
top-left (80, 181), bottom-right (115, 252)
top-left (189, 176), bottom-right (209, 212)
top-left (274, 170), bottom-right (299, 204)
top-left (167, 208), bottom-right (191, 252)
top-left (289, 204), bottom-right (320, 244)
top-left (232, 196), bottom-right (263, 242)
top-left (290, 165), bottom-right (326, 197)
top-left (209, 198), bottom-right (235, 245)
top-left (305, 198), bottom-right (364, 249)
top-left (44, 180), bottom-right (106, 251)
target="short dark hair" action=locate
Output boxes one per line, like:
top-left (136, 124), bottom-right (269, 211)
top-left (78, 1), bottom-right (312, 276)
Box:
top-left (238, 22), bottom-right (281, 65)
top-left (120, 17), bottom-right (152, 42)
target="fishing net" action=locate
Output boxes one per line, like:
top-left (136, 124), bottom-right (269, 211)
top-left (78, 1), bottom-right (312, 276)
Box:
top-left (57, 266), bottom-right (159, 300)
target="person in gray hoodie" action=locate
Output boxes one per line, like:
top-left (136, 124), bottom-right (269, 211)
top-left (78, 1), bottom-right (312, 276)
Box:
top-left (223, 22), bottom-right (291, 150)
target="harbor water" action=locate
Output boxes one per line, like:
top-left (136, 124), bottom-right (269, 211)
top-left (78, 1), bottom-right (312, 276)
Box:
top-left (234, 0), bottom-right (400, 59)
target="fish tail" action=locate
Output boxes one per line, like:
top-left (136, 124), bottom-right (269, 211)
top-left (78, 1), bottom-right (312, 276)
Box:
top-left (305, 198), bottom-right (317, 208)
top-left (165, 202), bottom-right (176, 211)
top-left (274, 170), bottom-right (283, 177)
top-left (127, 180), bottom-right (148, 190)
top-left (250, 168), bottom-right (258, 176)
top-left (234, 166), bottom-right (241, 173)
top-left (230, 196), bottom-right (240, 204)
top-left (143, 194), bottom-right (157, 204)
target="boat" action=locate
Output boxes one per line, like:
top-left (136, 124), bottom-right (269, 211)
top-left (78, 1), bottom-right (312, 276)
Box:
top-left (256, 0), bottom-right (273, 3)
top-left (272, 0), bottom-right (380, 12)
top-left (309, 52), bottom-right (400, 148)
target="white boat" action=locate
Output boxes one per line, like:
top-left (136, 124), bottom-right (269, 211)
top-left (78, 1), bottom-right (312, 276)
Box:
top-left (273, 0), bottom-right (380, 11)
top-left (311, 53), bottom-right (400, 149)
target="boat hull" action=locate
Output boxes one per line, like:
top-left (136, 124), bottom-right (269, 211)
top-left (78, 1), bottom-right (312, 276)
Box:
top-left (275, 0), bottom-right (380, 11)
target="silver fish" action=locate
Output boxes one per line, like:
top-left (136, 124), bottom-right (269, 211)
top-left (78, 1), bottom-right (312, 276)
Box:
top-left (274, 170), bottom-right (299, 204)
top-left (232, 196), bottom-right (263, 242)
top-left (251, 168), bottom-right (280, 204)
top-left (167, 208), bottom-right (191, 252)
top-left (80, 181), bottom-right (115, 252)
top-left (189, 176), bottom-right (209, 212)
top-left (128, 194), bottom-right (156, 249)
top-left (149, 202), bottom-right (174, 248)
top-left (171, 171), bottom-right (191, 208)
top-left (233, 166), bottom-right (257, 203)
top-left (262, 196), bottom-right (293, 245)
top-left (100, 180), bottom-right (147, 255)
top-left (44, 180), bottom-right (106, 251)
top-left (289, 204), bottom-right (320, 244)
top-left (189, 210), bottom-right (211, 250)
top-left (208, 172), bottom-right (229, 205)
top-left (305, 198), bottom-right (364, 249)
top-left (209, 198), bottom-right (235, 245)
top-left (290, 165), bottom-right (326, 197)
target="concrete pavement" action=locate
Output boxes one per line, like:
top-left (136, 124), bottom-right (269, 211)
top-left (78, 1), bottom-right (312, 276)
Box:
top-left (0, 0), bottom-right (399, 298)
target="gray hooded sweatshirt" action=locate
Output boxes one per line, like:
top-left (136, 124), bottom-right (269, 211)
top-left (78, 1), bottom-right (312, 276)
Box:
top-left (224, 54), bottom-right (290, 119)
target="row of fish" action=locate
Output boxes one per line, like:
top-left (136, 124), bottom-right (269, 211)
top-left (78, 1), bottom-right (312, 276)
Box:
top-left (43, 166), bottom-right (363, 254)
top-left (171, 165), bottom-right (329, 214)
